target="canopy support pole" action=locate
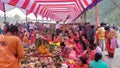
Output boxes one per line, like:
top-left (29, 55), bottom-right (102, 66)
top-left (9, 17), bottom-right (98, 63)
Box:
top-left (84, 11), bottom-right (87, 23)
top-left (3, 3), bottom-right (6, 22)
top-left (80, 16), bottom-right (83, 23)
top-left (26, 15), bottom-right (28, 23)
top-left (26, 10), bottom-right (28, 23)
top-left (35, 14), bottom-right (37, 22)
top-left (42, 17), bottom-right (44, 23)
top-left (95, 4), bottom-right (98, 28)
top-left (36, 17), bottom-right (37, 22)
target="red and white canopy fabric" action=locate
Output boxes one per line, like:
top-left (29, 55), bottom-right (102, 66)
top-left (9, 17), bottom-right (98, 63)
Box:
top-left (0, 0), bottom-right (102, 22)
top-left (1, 0), bottom-right (39, 13)
top-left (0, 1), bottom-right (4, 12)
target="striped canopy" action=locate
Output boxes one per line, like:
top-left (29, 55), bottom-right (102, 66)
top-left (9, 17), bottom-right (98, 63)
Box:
top-left (0, 0), bottom-right (102, 22)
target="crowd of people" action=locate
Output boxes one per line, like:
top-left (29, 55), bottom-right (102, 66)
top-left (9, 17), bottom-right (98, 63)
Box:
top-left (0, 21), bottom-right (119, 68)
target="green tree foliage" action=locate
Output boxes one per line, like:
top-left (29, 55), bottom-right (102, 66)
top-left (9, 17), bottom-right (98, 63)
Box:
top-left (87, 0), bottom-right (120, 25)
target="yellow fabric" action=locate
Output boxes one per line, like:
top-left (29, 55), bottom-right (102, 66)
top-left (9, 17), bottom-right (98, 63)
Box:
top-left (49, 41), bottom-right (53, 45)
top-left (56, 42), bottom-right (60, 46)
top-left (38, 45), bottom-right (51, 55)
top-left (107, 29), bottom-right (117, 39)
top-left (69, 59), bottom-right (75, 64)
top-left (98, 28), bottom-right (105, 40)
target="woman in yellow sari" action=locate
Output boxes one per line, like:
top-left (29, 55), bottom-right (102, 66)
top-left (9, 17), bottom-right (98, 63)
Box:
top-left (38, 40), bottom-right (52, 56)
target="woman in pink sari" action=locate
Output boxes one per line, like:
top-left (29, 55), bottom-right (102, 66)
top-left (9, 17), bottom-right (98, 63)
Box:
top-left (74, 40), bottom-right (83, 55)
top-left (79, 46), bottom-right (96, 64)
top-left (105, 27), bottom-right (117, 58)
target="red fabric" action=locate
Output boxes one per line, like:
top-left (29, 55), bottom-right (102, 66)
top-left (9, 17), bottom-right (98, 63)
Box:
top-left (75, 43), bottom-right (83, 55)
top-left (105, 32), bottom-right (115, 54)
top-left (44, 10), bottom-right (48, 17)
top-left (92, 0), bottom-right (95, 2)
top-left (90, 51), bottom-right (96, 60)
top-left (106, 39), bottom-right (115, 53)
top-left (74, 64), bottom-right (88, 68)
top-left (35, 0), bottom-right (75, 2)
top-left (41, 8), bottom-right (47, 18)
top-left (1, 0), bottom-right (101, 22)
top-left (33, 30), bottom-right (37, 34)
top-left (26, 10), bottom-right (31, 15)
top-left (0, 2), bottom-right (4, 12)
top-left (75, 0), bottom-right (82, 11)
top-left (30, 36), bottom-right (35, 44)
top-left (54, 36), bottom-right (62, 42)
top-left (22, 0), bottom-right (30, 9)
top-left (34, 13), bottom-right (37, 18)
top-left (79, 0), bottom-right (84, 8)
top-left (84, 0), bottom-right (90, 6)
top-left (79, 50), bottom-right (96, 64)
top-left (42, 9), bottom-right (46, 18)
top-left (9, 0), bottom-right (19, 6)
top-left (30, 2), bottom-right (36, 12)
top-left (36, 5), bottom-right (40, 14)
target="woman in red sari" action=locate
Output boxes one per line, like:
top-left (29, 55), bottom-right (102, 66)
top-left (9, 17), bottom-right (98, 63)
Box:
top-left (105, 27), bottom-right (117, 58)
top-left (79, 46), bottom-right (96, 64)
top-left (75, 57), bottom-right (88, 68)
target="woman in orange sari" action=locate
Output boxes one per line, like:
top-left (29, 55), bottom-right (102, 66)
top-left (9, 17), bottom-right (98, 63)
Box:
top-left (23, 33), bottom-right (29, 44)
top-left (0, 25), bottom-right (24, 68)
top-left (105, 27), bottom-right (117, 58)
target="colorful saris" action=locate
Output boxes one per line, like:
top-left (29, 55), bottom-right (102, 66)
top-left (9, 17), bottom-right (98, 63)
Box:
top-left (75, 43), bottom-right (83, 55)
top-left (79, 50), bottom-right (96, 64)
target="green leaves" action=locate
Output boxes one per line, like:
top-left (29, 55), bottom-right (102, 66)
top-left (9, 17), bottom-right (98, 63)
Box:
top-left (86, 0), bottom-right (120, 25)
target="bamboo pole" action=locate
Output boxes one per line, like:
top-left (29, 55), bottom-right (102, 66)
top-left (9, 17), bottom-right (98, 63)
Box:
top-left (26, 11), bottom-right (28, 23)
top-left (1, 3), bottom-right (6, 34)
top-left (26, 15), bottom-right (28, 23)
top-left (3, 3), bottom-right (6, 22)
top-left (84, 11), bottom-right (87, 23)
top-left (95, 4), bottom-right (98, 28)
top-left (36, 17), bottom-right (37, 22)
